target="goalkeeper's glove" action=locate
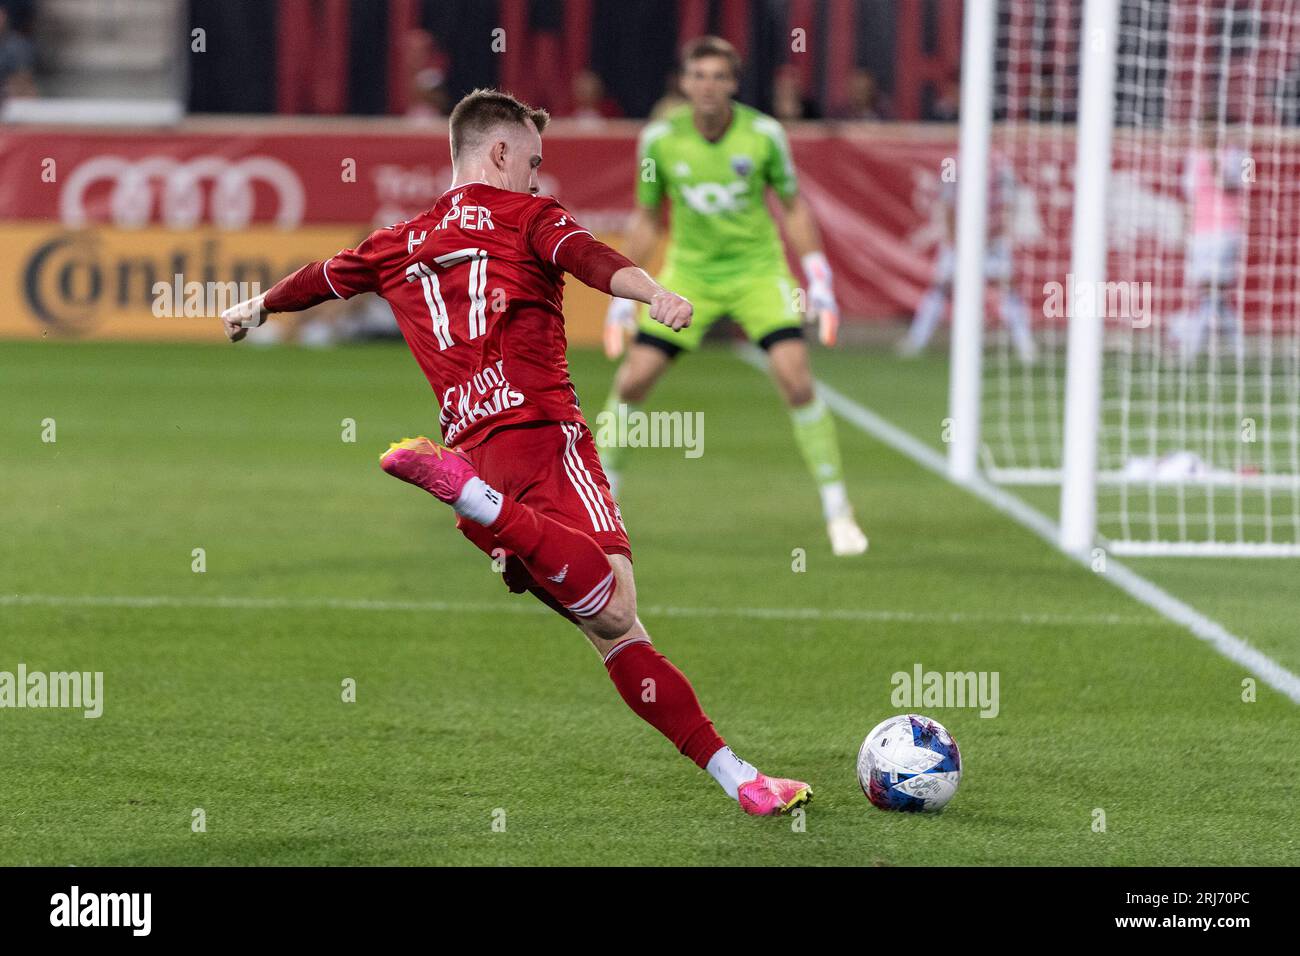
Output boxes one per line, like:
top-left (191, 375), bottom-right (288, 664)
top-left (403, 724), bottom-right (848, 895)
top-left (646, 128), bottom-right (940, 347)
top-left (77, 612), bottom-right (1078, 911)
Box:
top-left (603, 297), bottom-right (638, 359)
top-left (801, 251), bottom-right (840, 347)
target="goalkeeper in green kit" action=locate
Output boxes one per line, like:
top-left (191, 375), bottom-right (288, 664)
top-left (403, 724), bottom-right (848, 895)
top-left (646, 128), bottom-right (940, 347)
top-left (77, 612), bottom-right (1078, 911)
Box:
top-left (599, 35), bottom-right (867, 556)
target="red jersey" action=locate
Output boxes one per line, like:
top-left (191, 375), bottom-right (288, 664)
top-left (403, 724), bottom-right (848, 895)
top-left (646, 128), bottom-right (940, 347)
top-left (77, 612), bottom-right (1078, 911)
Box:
top-left (321, 183), bottom-right (602, 449)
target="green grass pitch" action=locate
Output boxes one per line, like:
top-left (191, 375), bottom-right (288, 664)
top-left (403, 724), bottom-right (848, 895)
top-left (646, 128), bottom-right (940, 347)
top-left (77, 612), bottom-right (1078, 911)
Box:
top-left (2, 339), bottom-right (1297, 866)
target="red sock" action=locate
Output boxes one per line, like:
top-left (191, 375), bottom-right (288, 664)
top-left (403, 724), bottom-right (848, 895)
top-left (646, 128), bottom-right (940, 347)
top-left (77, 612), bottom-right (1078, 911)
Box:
top-left (489, 496), bottom-right (615, 618)
top-left (603, 639), bottom-right (727, 768)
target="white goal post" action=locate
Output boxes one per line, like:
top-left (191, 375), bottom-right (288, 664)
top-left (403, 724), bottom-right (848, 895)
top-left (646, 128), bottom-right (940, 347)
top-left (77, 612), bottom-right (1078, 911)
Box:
top-left (953, 0), bottom-right (1300, 557)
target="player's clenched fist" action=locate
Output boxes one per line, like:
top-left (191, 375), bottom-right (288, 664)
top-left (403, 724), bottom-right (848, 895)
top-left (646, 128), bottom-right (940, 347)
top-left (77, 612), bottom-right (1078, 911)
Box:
top-left (648, 289), bottom-right (693, 332)
top-left (220, 293), bottom-right (269, 342)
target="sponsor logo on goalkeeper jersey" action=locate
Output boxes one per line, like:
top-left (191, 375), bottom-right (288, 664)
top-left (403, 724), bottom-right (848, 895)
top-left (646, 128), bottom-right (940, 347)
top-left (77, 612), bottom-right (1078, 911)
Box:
top-left (439, 359), bottom-right (526, 444)
top-left (678, 181), bottom-right (750, 214)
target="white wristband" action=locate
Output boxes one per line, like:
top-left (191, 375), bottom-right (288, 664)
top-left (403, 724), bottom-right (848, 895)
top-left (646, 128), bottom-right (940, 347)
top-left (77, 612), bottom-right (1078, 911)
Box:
top-left (801, 251), bottom-right (832, 285)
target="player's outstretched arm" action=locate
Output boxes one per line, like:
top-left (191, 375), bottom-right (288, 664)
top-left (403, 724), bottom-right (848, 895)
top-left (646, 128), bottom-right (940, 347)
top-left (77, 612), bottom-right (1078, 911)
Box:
top-left (547, 226), bottom-right (692, 333)
top-left (543, 227), bottom-right (691, 335)
top-left (219, 260), bottom-right (340, 342)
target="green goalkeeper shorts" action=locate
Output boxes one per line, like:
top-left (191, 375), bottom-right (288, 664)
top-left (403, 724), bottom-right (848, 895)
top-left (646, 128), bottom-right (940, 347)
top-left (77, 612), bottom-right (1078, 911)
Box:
top-left (634, 264), bottom-right (804, 353)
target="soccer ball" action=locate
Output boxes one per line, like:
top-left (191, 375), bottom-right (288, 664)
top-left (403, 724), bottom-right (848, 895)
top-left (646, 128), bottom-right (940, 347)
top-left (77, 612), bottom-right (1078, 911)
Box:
top-left (857, 714), bottom-right (962, 812)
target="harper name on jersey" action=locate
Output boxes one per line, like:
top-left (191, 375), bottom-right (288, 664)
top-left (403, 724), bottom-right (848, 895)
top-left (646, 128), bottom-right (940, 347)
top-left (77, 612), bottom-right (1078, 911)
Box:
top-left (322, 183), bottom-right (594, 449)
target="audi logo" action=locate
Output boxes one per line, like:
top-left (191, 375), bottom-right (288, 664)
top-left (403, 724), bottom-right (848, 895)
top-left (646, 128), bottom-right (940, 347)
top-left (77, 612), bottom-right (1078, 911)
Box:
top-left (60, 155), bottom-right (306, 229)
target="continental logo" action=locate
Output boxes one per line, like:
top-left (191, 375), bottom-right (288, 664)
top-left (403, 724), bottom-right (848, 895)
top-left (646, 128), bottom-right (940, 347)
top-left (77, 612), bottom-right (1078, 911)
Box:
top-left (60, 155), bottom-right (306, 229)
top-left (21, 232), bottom-right (313, 335)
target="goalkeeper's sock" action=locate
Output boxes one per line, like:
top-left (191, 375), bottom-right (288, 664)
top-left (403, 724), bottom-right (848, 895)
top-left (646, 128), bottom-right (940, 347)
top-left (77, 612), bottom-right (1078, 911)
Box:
top-left (603, 638), bottom-right (730, 772)
top-left (905, 288), bottom-right (947, 351)
top-left (487, 496), bottom-right (616, 619)
top-left (594, 392), bottom-right (641, 491)
top-left (790, 396), bottom-right (848, 520)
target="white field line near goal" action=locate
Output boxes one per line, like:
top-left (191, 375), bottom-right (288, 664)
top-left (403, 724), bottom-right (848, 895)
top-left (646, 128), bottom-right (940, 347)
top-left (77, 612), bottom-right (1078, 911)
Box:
top-left (0, 592), bottom-right (1152, 630)
top-left (736, 346), bottom-right (1300, 705)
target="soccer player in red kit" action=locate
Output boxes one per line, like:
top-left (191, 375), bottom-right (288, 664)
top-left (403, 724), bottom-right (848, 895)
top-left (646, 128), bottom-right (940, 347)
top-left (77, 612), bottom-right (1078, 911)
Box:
top-left (219, 89), bottom-right (811, 817)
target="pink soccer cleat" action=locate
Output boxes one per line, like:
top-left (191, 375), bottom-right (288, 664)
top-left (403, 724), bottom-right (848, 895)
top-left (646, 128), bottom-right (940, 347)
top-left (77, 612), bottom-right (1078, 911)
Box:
top-left (379, 436), bottom-right (477, 503)
top-left (737, 773), bottom-right (813, 816)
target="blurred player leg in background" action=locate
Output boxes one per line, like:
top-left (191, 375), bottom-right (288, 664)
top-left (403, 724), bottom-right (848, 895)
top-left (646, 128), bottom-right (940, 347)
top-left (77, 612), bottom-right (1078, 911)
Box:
top-left (904, 154), bottom-right (1033, 363)
top-left (598, 263), bottom-right (713, 495)
top-left (900, 238), bottom-right (1034, 363)
top-left (759, 318), bottom-right (864, 557)
top-left (1170, 142), bottom-right (1245, 364)
top-left (899, 244), bottom-right (954, 356)
top-left (597, 333), bottom-right (676, 499)
top-left (987, 236), bottom-right (1036, 363)
top-left (1171, 230), bottom-right (1242, 364)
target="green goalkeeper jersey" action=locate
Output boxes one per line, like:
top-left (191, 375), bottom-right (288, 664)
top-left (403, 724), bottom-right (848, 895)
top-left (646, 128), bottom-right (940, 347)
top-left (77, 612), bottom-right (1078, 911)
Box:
top-left (636, 101), bottom-right (798, 280)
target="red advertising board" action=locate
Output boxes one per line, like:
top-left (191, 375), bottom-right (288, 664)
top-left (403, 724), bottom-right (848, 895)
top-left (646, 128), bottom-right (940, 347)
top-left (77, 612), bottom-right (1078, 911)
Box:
top-left (3, 118), bottom-right (1295, 343)
top-left (0, 119), bottom-right (954, 341)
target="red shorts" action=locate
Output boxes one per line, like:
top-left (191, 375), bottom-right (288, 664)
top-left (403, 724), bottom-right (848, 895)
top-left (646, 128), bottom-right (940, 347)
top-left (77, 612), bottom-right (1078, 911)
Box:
top-left (455, 421), bottom-right (632, 596)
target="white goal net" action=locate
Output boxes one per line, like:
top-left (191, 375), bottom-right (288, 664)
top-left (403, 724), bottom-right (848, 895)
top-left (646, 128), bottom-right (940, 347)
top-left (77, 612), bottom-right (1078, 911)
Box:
top-left (970, 0), bottom-right (1300, 556)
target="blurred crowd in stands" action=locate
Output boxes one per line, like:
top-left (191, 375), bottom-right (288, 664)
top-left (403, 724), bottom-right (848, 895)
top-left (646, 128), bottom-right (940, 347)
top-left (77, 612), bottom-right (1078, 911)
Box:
top-left (400, 28), bottom-right (930, 125)
top-left (1, 0), bottom-right (966, 125)
top-left (396, 23), bottom-right (909, 126)
top-left (0, 2), bottom-right (36, 105)
top-left (405, 31), bottom-right (898, 125)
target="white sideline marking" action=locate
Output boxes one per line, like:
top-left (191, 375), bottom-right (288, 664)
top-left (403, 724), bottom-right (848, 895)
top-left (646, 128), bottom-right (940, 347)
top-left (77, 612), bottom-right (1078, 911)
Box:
top-left (0, 593), bottom-right (1151, 629)
top-left (737, 345), bottom-right (1300, 705)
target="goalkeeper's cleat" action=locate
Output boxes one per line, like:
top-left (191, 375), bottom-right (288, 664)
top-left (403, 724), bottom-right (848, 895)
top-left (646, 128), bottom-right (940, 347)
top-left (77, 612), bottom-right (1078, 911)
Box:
top-left (379, 436), bottom-right (477, 504)
top-left (738, 773), bottom-right (813, 816)
top-left (827, 508), bottom-right (869, 557)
